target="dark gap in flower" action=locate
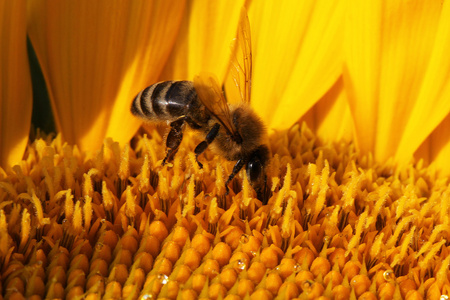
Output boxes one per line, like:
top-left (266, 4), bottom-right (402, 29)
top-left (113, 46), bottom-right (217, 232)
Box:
top-left (93, 179), bottom-right (102, 195)
top-left (115, 178), bottom-right (127, 199)
top-left (411, 232), bottom-right (420, 252)
top-left (361, 231), bottom-right (369, 245)
top-left (60, 221), bottom-right (75, 250)
top-left (139, 192), bottom-right (147, 209)
top-left (105, 210), bottom-right (114, 223)
top-left (366, 257), bottom-right (378, 271)
top-left (208, 223), bottom-right (217, 235)
top-left (239, 207), bottom-right (247, 220)
top-left (302, 212), bottom-right (312, 230)
top-left (27, 37), bottom-right (56, 139)
top-left (393, 264), bottom-right (405, 277)
top-left (217, 194), bottom-right (227, 210)
top-left (194, 180), bottom-right (203, 197)
top-left (354, 197), bottom-right (364, 216)
top-left (159, 197), bottom-right (169, 215)
top-left (150, 170), bottom-right (159, 190)
top-left (303, 192), bottom-right (309, 201)
top-left (258, 181), bottom-right (272, 205)
top-left (230, 178), bottom-right (241, 196)
top-left (395, 230), bottom-right (406, 247)
top-left (281, 237), bottom-right (289, 253)
top-left (338, 211), bottom-right (349, 231)
top-left (376, 214), bottom-right (386, 231)
top-left (36, 227), bottom-right (44, 242)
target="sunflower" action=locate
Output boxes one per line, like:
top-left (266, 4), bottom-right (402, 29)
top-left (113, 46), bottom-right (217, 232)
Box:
top-left (1, 0), bottom-right (450, 299)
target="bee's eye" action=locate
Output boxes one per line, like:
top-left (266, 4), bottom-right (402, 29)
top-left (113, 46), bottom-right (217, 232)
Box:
top-left (247, 158), bottom-right (263, 184)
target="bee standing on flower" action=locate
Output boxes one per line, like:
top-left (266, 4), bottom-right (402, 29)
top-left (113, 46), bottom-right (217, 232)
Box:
top-left (131, 9), bottom-right (271, 204)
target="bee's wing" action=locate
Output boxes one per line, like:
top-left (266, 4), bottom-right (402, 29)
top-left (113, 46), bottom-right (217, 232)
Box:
top-left (224, 7), bottom-right (252, 105)
top-left (194, 73), bottom-right (237, 138)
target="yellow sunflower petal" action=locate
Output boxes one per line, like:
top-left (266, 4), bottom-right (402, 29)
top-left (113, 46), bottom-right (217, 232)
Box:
top-left (27, 1), bottom-right (185, 152)
top-left (0, 0), bottom-right (32, 169)
top-left (160, 0), bottom-right (245, 82)
top-left (301, 77), bottom-right (354, 143)
top-left (415, 114), bottom-right (450, 175)
top-left (344, 0), bottom-right (442, 162)
top-left (397, 0), bottom-right (450, 167)
top-left (249, 0), bottom-right (344, 130)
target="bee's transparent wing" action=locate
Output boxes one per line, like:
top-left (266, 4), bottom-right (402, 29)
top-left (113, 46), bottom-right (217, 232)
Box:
top-left (224, 7), bottom-right (252, 105)
top-left (194, 73), bottom-right (237, 138)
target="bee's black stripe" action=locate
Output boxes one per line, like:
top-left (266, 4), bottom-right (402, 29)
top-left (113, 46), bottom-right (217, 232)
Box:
top-left (151, 82), bottom-right (167, 116)
top-left (139, 86), bottom-right (153, 117)
top-left (131, 94), bottom-right (141, 117)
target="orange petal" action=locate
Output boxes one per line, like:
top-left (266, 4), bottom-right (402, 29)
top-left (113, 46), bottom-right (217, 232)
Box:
top-left (0, 0), bottom-right (32, 169)
top-left (160, 0), bottom-right (245, 82)
top-left (249, 0), bottom-right (344, 130)
top-left (344, 0), bottom-right (443, 162)
top-left (27, 1), bottom-right (185, 152)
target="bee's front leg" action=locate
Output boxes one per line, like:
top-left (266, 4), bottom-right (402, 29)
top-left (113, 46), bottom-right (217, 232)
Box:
top-left (162, 118), bottom-right (186, 165)
top-left (194, 123), bottom-right (220, 168)
top-left (224, 158), bottom-right (246, 195)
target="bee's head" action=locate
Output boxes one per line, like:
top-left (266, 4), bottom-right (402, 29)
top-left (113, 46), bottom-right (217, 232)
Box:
top-left (246, 145), bottom-right (271, 204)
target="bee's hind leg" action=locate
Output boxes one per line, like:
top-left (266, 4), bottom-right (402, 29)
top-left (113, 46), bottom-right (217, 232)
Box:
top-left (194, 123), bottom-right (220, 168)
top-left (162, 118), bottom-right (186, 165)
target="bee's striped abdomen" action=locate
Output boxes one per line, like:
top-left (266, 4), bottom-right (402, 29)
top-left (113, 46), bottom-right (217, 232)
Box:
top-left (131, 81), bottom-right (197, 121)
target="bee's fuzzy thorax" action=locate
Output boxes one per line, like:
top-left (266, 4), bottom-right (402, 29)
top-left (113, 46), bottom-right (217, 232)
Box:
top-left (210, 104), bottom-right (267, 162)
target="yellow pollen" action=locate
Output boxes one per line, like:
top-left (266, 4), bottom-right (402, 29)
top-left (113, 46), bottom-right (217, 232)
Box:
top-left (273, 163), bottom-right (292, 214)
top-left (19, 208), bottom-right (31, 248)
top-left (158, 168), bottom-right (170, 200)
top-left (369, 232), bottom-right (384, 259)
top-left (83, 195), bottom-right (92, 232)
top-left (415, 224), bottom-right (450, 258)
top-left (182, 175), bottom-right (196, 217)
top-left (208, 197), bottom-right (219, 224)
top-left (63, 189), bottom-right (74, 221)
top-left (418, 239), bottom-right (446, 270)
top-left (139, 154), bottom-right (150, 193)
top-left (118, 144), bottom-right (130, 181)
top-left (125, 185), bottom-right (136, 219)
top-left (366, 184), bottom-right (390, 228)
top-left (43, 168), bottom-right (55, 202)
top-left (395, 183), bottom-right (417, 219)
top-left (215, 163), bottom-right (226, 195)
top-left (83, 173), bottom-right (94, 198)
top-left (341, 171), bottom-right (364, 209)
top-left (312, 160), bottom-right (330, 223)
top-left (143, 133), bottom-right (158, 166)
top-left (73, 200), bottom-right (83, 233)
top-left (346, 208), bottom-right (368, 256)
top-left (439, 185), bottom-right (450, 224)
top-left (19, 189), bottom-right (50, 227)
top-left (241, 172), bottom-right (251, 208)
top-left (0, 210), bottom-right (9, 257)
top-left (102, 181), bottom-right (114, 211)
top-left (436, 254), bottom-right (450, 283)
top-left (188, 152), bottom-right (201, 174)
top-left (390, 225), bottom-right (416, 268)
top-left (386, 215), bottom-right (415, 249)
top-left (281, 192), bottom-right (295, 239)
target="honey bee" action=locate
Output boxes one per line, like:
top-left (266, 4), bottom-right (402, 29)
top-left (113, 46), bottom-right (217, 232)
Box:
top-left (131, 9), bottom-right (270, 203)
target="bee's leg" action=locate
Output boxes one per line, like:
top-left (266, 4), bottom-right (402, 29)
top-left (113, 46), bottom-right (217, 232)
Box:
top-left (162, 118), bottom-right (186, 165)
top-left (194, 123), bottom-right (220, 168)
top-left (224, 159), bottom-right (245, 195)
